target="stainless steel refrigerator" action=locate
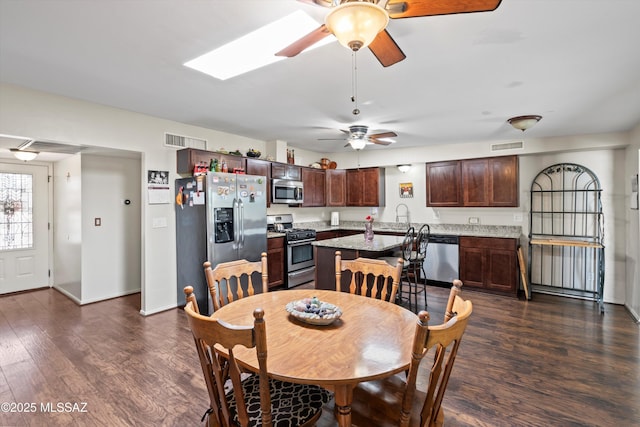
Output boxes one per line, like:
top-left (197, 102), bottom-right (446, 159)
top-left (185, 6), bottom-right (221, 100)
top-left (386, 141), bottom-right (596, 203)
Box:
top-left (175, 172), bottom-right (267, 315)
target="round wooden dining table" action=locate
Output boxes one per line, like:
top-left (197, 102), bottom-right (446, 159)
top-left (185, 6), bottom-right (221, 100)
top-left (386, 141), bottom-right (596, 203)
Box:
top-left (210, 289), bottom-right (418, 427)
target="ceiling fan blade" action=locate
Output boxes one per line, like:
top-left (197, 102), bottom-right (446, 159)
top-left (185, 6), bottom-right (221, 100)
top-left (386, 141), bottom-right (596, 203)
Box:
top-left (387, 0), bottom-right (502, 19)
top-left (368, 131), bottom-right (398, 139)
top-left (368, 138), bottom-right (393, 146)
top-left (368, 30), bottom-right (406, 67)
top-left (275, 24), bottom-right (331, 57)
top-left (319, 138), bottom-right (348, 141)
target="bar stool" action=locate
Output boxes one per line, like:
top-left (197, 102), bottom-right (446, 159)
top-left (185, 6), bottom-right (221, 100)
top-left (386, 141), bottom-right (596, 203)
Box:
top-left (409, 224), bottom-right (430, 310)
top-left (379, 227), bottom-right (416, 310)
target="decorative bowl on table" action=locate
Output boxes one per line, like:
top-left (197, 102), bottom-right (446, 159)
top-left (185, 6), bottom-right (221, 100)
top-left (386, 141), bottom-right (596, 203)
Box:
top-left (246, 149), bottom-right (261, 158)
top-left (285, 297), bottom-right (342, 325)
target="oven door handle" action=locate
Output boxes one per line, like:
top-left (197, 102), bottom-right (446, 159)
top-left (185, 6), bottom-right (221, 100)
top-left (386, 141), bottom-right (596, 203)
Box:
top-left (288, 239), bottom-right (316, 246)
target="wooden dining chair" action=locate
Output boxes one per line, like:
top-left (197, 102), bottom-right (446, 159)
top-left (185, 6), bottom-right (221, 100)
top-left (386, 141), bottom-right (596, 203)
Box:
top-left (335, 250), bottom-right (404, 302)
top-left (348, 280), bottom-right (473, 427)
top-left (204, 252), bottom-right (268, 312)
top-left (183, 286), bottom-right (332, 427)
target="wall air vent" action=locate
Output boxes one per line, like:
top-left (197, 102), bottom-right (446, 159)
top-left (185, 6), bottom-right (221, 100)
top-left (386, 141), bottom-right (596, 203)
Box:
top-left (491, 141), bottom-right (524, 152)
top-left (164, 133), bottom-right (207, 150)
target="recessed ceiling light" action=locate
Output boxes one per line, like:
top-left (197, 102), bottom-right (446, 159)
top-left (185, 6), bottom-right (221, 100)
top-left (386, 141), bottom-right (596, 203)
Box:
top-left (184, 11), bottom-right (334, 80)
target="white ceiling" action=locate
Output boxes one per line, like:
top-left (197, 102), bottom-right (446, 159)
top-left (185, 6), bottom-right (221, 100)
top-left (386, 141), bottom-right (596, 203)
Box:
top-left (1, 0), bottom-right (639, 155)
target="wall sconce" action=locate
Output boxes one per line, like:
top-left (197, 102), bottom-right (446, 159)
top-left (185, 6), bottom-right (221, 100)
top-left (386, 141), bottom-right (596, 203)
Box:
top-left (397, 164), bottom-right (411, 173)
top-left (10, 148), bottom-right (39, 161)
top-left (508, 115), bottom-right (542, 131)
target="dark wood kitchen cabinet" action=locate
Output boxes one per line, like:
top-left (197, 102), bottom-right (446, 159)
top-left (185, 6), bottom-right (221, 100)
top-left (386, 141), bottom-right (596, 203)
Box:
top-left (459, 236), bottom-right (518, 296)
top-left (426, 155), bottom-right (518, 207)
top-left (267, 236), bottom-right (285, 289)
top-left (325, 169), bottom-right (347, 207)
top-left (246, 158), bottom-right (271, 207)
top-left (426, 161), bottom-right (461, 207)
top-left (301, 167), bottom-right (325, 207)
top-left (346, 167), bottom-right (385, 206)
top-left (271, 162), bottom-right (301, 180)
top-left (462, 156), bottom-right (518, 207)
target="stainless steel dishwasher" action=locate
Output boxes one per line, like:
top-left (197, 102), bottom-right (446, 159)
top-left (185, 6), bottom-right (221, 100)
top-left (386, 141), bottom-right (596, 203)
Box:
top-left (423, 234), bottom-right (459, 284)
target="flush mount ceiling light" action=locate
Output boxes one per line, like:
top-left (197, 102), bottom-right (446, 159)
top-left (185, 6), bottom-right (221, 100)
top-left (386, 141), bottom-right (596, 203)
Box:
top-left (325, 1), bottom-right (389, 52)
top-left (397, 164), bottom-right (411, 173)
top-left (10, 148), bottom-right (39, 161)
top-left (508, 115), bottom-right (542, 132)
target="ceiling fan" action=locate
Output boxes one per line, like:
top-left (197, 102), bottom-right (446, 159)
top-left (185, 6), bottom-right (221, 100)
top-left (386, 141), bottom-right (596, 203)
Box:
top-left (277, 0), bottom-right (502, 67)
top-left (320, 125), bottom-right (397, 150)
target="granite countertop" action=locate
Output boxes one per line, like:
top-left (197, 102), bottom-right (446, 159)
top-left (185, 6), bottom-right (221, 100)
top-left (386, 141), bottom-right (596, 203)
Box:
top-left (298, 221), bottom-right (522, 239)
top-left (312, 233), bottom-right (405, 251)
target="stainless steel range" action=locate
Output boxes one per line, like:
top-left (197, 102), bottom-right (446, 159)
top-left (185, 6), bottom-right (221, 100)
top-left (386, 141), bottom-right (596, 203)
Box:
top-left (267, 214), bottom-right (316, 288)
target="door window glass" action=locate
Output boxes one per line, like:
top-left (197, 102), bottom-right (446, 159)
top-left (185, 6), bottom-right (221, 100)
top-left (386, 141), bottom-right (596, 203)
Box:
top-left (0, 172), bottom-right (34, 250)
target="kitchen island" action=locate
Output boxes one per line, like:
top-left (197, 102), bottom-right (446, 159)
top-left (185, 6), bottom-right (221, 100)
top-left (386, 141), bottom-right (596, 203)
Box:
top-left (312, 233), bottom-right (405, 291)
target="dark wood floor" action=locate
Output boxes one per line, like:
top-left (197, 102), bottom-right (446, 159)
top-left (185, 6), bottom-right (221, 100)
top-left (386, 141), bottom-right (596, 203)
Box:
top-left (1, 284), bottom-right (638, 426)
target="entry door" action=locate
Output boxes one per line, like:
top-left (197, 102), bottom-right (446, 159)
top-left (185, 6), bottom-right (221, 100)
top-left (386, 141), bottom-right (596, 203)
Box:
top-left (0, 163), bottom-right (50, 294)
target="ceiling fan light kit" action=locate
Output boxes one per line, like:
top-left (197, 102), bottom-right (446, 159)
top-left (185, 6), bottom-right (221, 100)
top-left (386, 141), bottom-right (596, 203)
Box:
top-left (508, 115), bottom-right (542, 131)
top-left (324, 1), bottom-right (389, 51)
top-left (349, 138), bottom-right (367, 150)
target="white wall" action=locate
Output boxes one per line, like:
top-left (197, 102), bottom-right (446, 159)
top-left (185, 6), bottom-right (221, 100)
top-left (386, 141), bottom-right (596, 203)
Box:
top-left (81, 154), bottom-right (141, 303)
top-left (625, 123), bottom-right (640, 321)
top-left (1, 83), bottom-right (266, 315)
top-left (53, 154), bottom-right (82, 301)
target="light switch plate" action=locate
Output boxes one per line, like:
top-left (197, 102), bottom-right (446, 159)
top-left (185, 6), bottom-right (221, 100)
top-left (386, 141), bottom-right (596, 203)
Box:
top-left (468, 217), bottom-right (479, 224)
top-left (514, 213), bottom-right (523, 222)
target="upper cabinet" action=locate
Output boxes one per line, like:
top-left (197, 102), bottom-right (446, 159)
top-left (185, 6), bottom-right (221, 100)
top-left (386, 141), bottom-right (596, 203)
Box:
top-left (301, 167), bottom-right (325, 207)
top-left (427, 155), bottom-right (518, 207)
top-left (271, 162), bottom-right (301, 181)
top-left (246, 158), bottom-right (271, 207)
top-left (326, 169), bottom-right (347, 207)
top-left (346, 167), bottom-right (385, 207)
top-left (426, 161), bottom-right (462, 207)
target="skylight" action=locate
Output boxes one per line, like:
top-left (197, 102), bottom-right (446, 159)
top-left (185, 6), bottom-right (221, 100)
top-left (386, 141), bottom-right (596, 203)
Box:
top-left (184, 11), bottom-right (334, 80)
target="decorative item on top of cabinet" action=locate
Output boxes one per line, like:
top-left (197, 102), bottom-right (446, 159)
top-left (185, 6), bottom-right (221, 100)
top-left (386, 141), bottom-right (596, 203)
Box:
top-left (267, 236), bottom-right (285, 289)
top-left (346, 167), bottom-right (385, 207)
top-left (177, 148), bottom-right (247, 176)
top-left (326, 169), bottom-right (347, 207)
top-left (301, 167), bottom-right (325, 207)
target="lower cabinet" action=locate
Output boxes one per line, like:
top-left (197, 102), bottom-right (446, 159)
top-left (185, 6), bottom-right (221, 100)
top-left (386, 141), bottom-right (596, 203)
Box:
top-left (459, 236), bottom-right (518, 296)
top-left (267, 237), bottom-right (285, 289)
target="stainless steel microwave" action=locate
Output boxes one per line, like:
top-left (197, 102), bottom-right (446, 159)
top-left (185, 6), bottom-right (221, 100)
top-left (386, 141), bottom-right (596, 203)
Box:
top-left (272, 178), bottom-right (304, 204)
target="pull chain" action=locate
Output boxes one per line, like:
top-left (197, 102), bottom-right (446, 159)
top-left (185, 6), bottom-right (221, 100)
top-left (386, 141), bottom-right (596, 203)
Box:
top-left (351, 51), bottom-right (360, 116)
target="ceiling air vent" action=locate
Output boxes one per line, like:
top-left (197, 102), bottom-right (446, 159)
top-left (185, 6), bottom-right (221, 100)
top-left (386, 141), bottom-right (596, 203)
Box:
top-left (164, 133), bottom-right (207, 150)
top-left (491, 141), bottom-right (524, 152)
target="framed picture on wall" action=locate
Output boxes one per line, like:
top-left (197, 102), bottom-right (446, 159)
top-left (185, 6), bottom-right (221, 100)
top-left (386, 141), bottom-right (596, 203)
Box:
top-left (400, 182), bottom-right (413, 198)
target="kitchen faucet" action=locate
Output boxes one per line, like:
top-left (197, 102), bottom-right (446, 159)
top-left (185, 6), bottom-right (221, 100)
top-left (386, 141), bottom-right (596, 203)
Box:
top-left (395, 203), bottom-right (410, 225)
